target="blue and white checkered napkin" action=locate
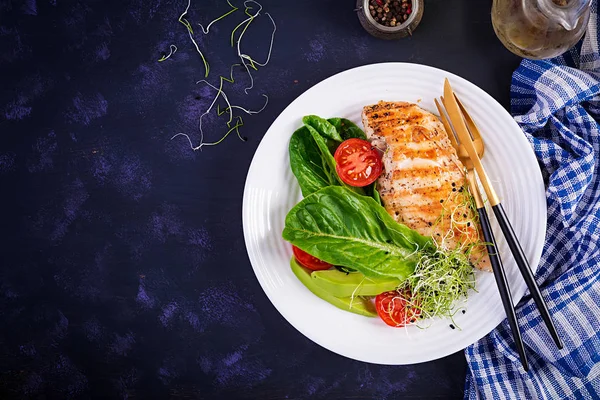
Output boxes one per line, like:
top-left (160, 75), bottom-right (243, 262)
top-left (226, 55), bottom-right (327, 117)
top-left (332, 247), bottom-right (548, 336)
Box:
top-left (464, 5), bottom-right (600, 400)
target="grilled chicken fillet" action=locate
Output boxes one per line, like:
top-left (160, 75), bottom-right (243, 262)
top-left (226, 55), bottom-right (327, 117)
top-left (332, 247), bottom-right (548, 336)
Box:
top-left (362, 101), bottom-right (491, 271)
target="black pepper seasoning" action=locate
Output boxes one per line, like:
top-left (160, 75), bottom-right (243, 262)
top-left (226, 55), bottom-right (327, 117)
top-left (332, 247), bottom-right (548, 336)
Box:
top-left (367, 0), bottom-right (412, 27)
top-left (357, 0), bottom-right (423, 39)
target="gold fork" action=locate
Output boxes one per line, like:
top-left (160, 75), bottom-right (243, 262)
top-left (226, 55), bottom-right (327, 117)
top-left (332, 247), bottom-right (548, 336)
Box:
top-left (434, 97), bottom-right (482, 205)
top-left (442, 79), bottom-right (563, 356)
top-left (444, 95), bottom-right (485, 160)
top-left (434, 96), bottom-right (529, 371)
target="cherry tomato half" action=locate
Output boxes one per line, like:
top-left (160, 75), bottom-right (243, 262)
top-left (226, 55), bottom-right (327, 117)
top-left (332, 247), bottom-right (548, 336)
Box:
top-left (292, 246), bottom-right (332, 271)
top-left (375, 290), bottom-right (421, 327)
top-left (333, 138), bottom-right (383, 187)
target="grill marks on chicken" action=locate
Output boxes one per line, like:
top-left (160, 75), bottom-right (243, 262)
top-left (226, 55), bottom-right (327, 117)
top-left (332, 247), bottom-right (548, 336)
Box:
top-left (362, 101), bottom-right (491, 271)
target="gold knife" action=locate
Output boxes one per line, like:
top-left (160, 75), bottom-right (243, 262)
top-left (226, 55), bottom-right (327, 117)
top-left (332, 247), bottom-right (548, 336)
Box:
top-left (442, 80), bottom-right (499, 206)
top-left (442, 78), bottom-right (563, 350)
top-left (436, 96), bottom-right (528, 371)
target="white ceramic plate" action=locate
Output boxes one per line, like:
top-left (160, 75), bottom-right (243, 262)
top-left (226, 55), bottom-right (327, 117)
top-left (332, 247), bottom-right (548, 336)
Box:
top-left (242, 63), bottom-right (546, 365)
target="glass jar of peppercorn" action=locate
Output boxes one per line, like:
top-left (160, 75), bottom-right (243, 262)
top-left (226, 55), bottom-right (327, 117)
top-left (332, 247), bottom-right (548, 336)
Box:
top-left (357, 0), bottom-right (424, 39)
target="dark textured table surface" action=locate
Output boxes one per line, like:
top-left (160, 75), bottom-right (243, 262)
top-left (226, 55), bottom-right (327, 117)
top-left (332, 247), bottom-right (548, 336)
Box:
top-left (0, 0), bottom-right (521, 398)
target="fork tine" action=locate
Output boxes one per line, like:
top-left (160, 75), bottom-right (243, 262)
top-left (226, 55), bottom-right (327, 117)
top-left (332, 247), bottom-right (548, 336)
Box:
top-left (455, 94), bottom-right (485, 158)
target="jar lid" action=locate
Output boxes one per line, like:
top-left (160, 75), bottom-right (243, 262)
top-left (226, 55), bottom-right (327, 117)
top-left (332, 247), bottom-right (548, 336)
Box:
top-left (357, 0), bottom-right (424, 39)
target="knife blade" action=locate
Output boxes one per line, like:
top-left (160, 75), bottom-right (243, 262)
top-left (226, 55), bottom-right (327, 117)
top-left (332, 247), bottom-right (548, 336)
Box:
top-left (442, 78), bottom-right (500, 206)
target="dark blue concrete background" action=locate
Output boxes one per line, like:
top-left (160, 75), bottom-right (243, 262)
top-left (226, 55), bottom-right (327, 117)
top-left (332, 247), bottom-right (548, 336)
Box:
top-left (0, 0), bottom-right (520, 398)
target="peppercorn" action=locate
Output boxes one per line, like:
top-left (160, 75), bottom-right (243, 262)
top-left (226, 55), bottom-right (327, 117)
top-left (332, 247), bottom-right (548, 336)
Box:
top-left (368, 0), bottom-right (413, 27)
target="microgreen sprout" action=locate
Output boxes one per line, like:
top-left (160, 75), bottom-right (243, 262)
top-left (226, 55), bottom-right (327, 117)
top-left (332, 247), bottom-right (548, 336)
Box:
top-left (172, 116), bottom-right (244, 150)
top-left (171, 62), bottom-right (268, 150)
top-left (169, 0), bottom-right (275, 150)
top-left (408, 246), bottom-right (476, 329)
top-left (230, 1), bottom-right (276, 93)
top-left (230, 1), bottom-right (260, 47)
top-left (178, 0), bottom-right (210, 77)
top-left (217, 94), bottom-right (269, 116)
top-left (198, 0), bottom-right (239, 34)
top-left (158, 45), bottom-right (178, 62)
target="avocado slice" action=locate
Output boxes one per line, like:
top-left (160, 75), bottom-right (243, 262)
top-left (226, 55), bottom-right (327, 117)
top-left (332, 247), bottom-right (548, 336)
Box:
top-left (311, 269), bottom-right (401, 297)
top-left (290, 259), bottom-right (376, 317)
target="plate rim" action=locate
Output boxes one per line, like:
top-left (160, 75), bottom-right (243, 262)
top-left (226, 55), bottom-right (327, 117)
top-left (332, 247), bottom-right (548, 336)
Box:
top-left (242, 62), bottom-right (547, 365)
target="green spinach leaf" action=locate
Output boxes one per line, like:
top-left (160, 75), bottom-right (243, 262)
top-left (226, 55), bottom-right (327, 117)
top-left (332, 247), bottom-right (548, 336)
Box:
top-left (283, 186), bottom-right (435, 281)
top-left (305, 125), bottom-right (367, 196)
top-left (289, 116), bottom-right (373, 198)
top-left (303, 115), bottom-right (342, 142)
top-left (328, 118), bottom-right (367, 140)
top-left (289, 127), bottom-right (333, 197)
top-left (305, 125), bottom-right (342, 186)
top-left (372, 181), bottom-right (382, 206)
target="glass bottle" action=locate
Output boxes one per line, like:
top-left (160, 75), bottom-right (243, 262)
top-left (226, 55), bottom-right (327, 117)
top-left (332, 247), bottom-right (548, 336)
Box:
top-left (492, 0), bottom-right (592, 59)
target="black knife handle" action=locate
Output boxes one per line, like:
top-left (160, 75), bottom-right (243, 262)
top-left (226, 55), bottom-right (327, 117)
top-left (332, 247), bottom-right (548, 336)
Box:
top-left (492, 203), bottom-right (563, 349)
top-left (478, 206), bottom-right (528, 371)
